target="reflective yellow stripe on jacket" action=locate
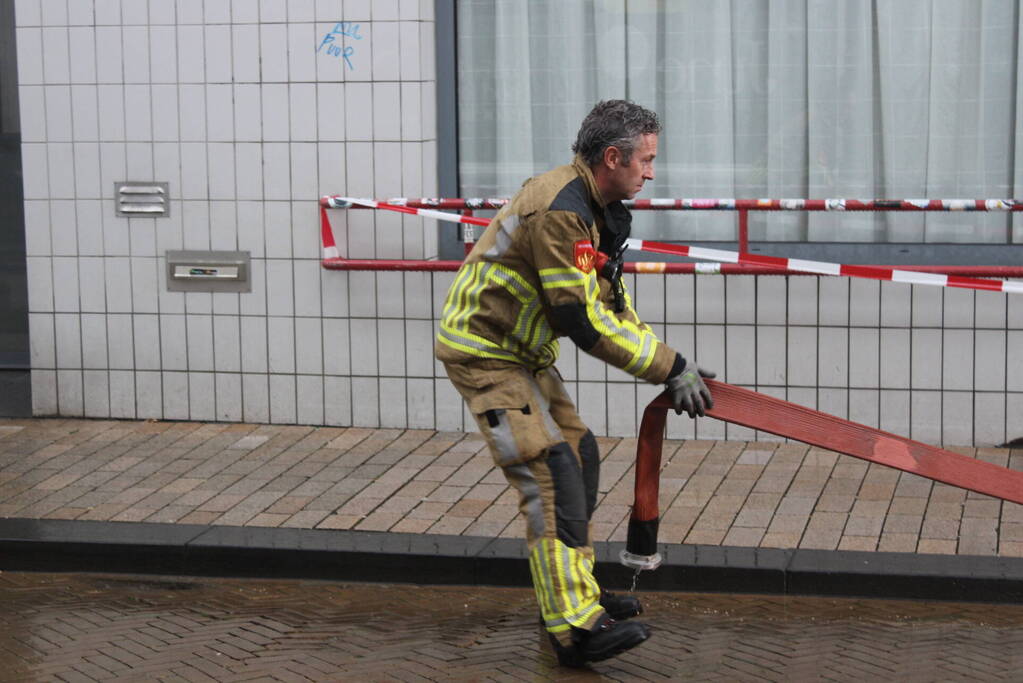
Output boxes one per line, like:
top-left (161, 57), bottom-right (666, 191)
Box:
top-left (438, 261), bottom-right (559, 367)
top-left (539, 266), bottom-right (659, 376)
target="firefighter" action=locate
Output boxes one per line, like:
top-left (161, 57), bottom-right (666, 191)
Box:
top-left (435, 100), bottom-right (715, 667)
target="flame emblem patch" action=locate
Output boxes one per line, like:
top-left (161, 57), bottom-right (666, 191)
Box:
top-left (574, 240), bottom-right (596, 273)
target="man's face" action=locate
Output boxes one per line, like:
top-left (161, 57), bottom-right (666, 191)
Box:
top-left (606, 133), bottom-right (657, 201)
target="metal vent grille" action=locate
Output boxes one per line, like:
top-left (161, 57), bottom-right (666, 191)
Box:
top-left (115, 182), bottom-right (169, 217)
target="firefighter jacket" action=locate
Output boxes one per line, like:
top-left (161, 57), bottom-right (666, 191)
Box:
top-left (435, 156), bottom-right (682, 385)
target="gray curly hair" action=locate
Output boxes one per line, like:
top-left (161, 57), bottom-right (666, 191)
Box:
top-left (572, 100), bottom-right (661, 166)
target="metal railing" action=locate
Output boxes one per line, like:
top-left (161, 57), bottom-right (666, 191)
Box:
top-left (319, 196), bottom-right (1023, 279)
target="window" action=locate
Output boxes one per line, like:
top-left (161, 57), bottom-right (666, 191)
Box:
top-left (454, 0), bottom-right (1023, 249)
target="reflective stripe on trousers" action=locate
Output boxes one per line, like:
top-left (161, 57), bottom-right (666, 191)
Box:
top-left (529, 537), bottom-right (603, 634)
top-left (495, 369), bottom-right (605, 643)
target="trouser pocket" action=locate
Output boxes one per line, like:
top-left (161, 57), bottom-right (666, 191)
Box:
top-left (444, 365), bottom-right (557, 467)
top-left (469, 380), bottom-right (562, 467)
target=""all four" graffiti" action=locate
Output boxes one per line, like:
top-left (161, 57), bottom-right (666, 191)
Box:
top-left (316, 21), bottom-right (362, 70)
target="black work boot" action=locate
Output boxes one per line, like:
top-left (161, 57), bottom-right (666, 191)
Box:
top-left (600, 590), bottom-right (642, 620)
top-left (547, 614), bottom-right (651, 667)
top-left (547, 631), bottom-right (586, 668)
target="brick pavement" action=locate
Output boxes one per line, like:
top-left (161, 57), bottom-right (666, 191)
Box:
top-left (0, 416), bottom-right (1022, 559)
top-left (4, 571), bottom-right (1023, 681)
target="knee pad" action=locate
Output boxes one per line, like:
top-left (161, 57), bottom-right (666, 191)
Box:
top-left (579, 430), bottom-right (600, 519)
top-left (545, 442), bottom-right (589, 548)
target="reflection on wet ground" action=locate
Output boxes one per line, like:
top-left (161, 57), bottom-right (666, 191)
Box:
top-left (3, 572), bottom-right (1023, 681)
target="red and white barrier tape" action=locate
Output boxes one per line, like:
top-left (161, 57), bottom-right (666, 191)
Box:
top-left (629, 198), bottom-right (1023, 211)
top-left (627, 239), bottom-right (1023, 294)
top-left (322, 196), bottom-right (489, 226)
top-left (321, 196), bottom-right (1023, 294)
top-left (323, 196), bottom-right (1023, 212)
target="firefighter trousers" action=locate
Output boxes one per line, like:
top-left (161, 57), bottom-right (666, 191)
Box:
top-left (443, 360), bottom-right (605, 645)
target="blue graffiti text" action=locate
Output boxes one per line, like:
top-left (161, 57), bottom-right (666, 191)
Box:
top-left (317, 22), bottom-right (362, 70)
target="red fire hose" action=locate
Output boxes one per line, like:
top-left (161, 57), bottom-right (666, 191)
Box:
top-left (623, 379), bottom-right (1023, 570)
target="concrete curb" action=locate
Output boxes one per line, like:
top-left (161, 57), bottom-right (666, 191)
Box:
top-left (3, 518), bottom-right (1023, 603)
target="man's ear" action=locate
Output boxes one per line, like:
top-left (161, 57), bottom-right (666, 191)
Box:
top-left (602, 145), bottom-right (621, 170)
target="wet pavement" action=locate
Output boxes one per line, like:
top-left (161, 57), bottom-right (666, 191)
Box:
top-left (3, 417), bottom-right (1023, 603)
top-left (4, 570), bottom-right (1023, 681)
top-left (4, 418), bottom-right (1023, 678)
top-left (0, 417), bottom-right (1021, 559)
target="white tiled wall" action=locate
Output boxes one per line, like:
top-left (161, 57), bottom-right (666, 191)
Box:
top-left (21, 0), bottom-right (438, 427)
top-left (19, 1), bottom-right (1020, 447)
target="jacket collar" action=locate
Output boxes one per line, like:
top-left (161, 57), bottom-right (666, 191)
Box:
top-left (571, 156), bottom-right (633, 249)
top-left (572, 155), bottom-right (607, 209)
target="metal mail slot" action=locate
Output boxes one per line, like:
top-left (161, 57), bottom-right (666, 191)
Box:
top-left (166, 250), bottom-right (251, 293)
top-left (173, 265), bottom-right (241, 280)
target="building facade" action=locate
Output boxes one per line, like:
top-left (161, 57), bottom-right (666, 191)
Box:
top-left (12, 0), bottom-right (1023, 447)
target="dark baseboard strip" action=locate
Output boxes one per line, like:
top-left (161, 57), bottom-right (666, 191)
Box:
top-left (2, 518), bottom-right (1022, 603)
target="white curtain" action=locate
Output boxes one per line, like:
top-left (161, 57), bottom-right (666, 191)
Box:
top-left (457, 0), bottom-right (1023, 243)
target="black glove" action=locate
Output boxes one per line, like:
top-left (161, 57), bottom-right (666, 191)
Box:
top-left (664, 362), bottom-right (716, 418)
